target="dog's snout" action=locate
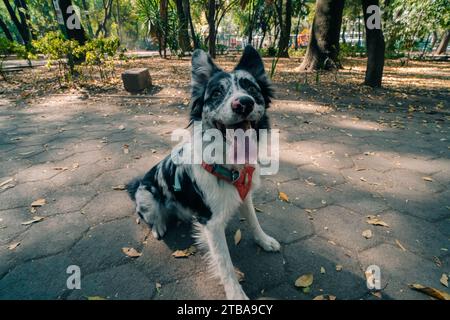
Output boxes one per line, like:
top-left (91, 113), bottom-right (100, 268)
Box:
top-left (231, 96), bottom-right (254, 116)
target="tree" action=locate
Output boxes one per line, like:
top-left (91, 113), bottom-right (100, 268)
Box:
top-left (0, 16), bottom-right (13, 41)
top-left (435, 29), bottom-right (450, 54)
top-left (299, 0), bottom-right (345, 71)
top-left (207, 0), bottom-right (216, 58)
top-left (362, 0), bottom-right (385, 87)
top-left (53, 0), bottom-right (87, 44)
top-left (175, 0), bottom-right (191, 53)
top-left (2, 0), bottom-right (34, 46)
top-left (160, 0), bottom-right (168, 58)
top-left (95, 0), bottom-right (114, 37)
top-left (275, 0), bottom-right (293, 57)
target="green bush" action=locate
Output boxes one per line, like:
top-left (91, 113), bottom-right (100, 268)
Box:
top-left (79, 37), bottom-right (120, 80)
top-left (0, 37), bottom-right (33, 81)
top-left (288, 47), bottom-right (306, 58)
top-left (33, 31), bottom-right (83, 83)
top-left (339, 43), bottom-right (365, 58)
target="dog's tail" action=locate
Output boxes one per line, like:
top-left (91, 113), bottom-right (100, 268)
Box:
top-left (126, 177), bottom-right (141, 201)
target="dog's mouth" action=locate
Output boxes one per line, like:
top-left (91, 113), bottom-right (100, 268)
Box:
top-left (213, 120), bottom-right (256, 135)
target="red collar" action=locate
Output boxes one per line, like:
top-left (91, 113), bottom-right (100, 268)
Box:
top-left (201, 162), bottom-right (255, 201)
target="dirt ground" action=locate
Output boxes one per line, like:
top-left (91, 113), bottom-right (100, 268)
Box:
top-left (0, 55), bottom-right (449, 300)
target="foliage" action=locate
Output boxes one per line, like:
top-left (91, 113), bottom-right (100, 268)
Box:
top-left (79, 37), bottom-right (121, 80)
top-left (32, 31), bottom-right (120, 85)
top-left (384, 0), bottom-right (450, 53)
top-left (0, 37), bottom-right (33, 80)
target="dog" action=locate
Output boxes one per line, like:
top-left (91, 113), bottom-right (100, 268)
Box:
top-left (127, 45), bottom-right (280, 300)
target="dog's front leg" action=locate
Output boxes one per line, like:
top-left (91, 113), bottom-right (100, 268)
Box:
top-left (240, 196), bottom-right (281, 252)
top-left (198, 221), bottom-right (248, 300)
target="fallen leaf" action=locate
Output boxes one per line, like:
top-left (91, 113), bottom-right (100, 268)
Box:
top-left (122, 247), bottom-right (142, 258)
top-left (395, 239), bottom-right (407, 252)
top-left (422, 176), bottom-right (433, 182)
top-left (72, 163), bottom-right (79, 170)
top-left (433, 256), bottom-right (443, 267)
top-left (172, 245), bottom-right (196, 258)
top-left (31, 198), bottom-right (46, 207)
top-left (235, 268), bottom-right (245, 282)
top-left (118, 124), bottom-right (125, 130)
top-left (0, 178), bottom-right (13, 187)
top-left (53, 167), bottom-right (68, 171)
top-left (313, 294), bottom-right (336, 300)
top-left (254, 207), bottom-right (263, 213)
top-left (278, 191), bottom-right (289, 202)
top-left (362, 229), bottom-right (373, 239)
top-left (320, 267), bottom-right (326, 274)
top-left (409, 284), bottom-right (450, 300)
top-left (295, 273), bottom-right (314, 288)
top-left (21, 216), bottom-right (44, 225)
top-left (440, 274), bottom-right (448, 288)
top-left (8, 242), bottom-right (20, 250)
top-left (234, 229), bottom-right (242, 245)
top-left (112, 184), bottom-right (126, 190)
top-left (335, 265), bottom-right (343, 271)
top-left (366, 216), bottom-right (389, 227)
top-left (371, 291), bottom-right (382, 299)
top-left (155, 282), bottom-right (162, 290)
top-left (123, 144), bottom-right (129, 154)
top-left (86, 296), bottom-right (106, 300)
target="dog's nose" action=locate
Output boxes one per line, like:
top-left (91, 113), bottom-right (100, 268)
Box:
top-left (231, 96), bottom-right (254, 116)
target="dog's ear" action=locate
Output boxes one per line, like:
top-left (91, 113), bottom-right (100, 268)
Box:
top-left (235, 45), bottom-right (273, 107)
top-left (235, 45), bottom-right (266, 80)
top-left (191, 49), bottom-right (221, 89)
top-left (190, 49), bottom-right (221, 121)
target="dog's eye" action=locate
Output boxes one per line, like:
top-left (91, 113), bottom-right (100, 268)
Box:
top-left (211, 90), bottom-right (222, 98)
top-left (247, 86), bottom-right (259, 95)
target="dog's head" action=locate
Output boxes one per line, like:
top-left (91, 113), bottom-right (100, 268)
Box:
top-left (189, 45), bottom-right (273, 134)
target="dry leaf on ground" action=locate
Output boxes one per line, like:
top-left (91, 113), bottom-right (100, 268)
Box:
top-left (112, 184), bottom-right (126, 190)
top-left (422, 176), bottom-right (433, 182)
top-left (366, 215), bottom-right (389, 227)
top-left (122, 247), bottom-right (142, 258)
top-left (8, 242), bottom-right (20, 250)
top-left (362, 229), bottom-right (373, 239)
top-left (31, 198), bottom-right (46, 207)
top-left (87, 296), bottom-right (107, 300)
top-left (335, 265), bottom-right (343, 271)
top-left (395, 239), bottom-right (407, 251)
top-left (295, 273), bottom-right (314, 288)
top-left (21, 216), bottom-right (44, 225)
top-left (278, 191), bottom-right (289, 202)
top-left (313, 294), bottom-right (336, 300)
top-left (409, 284), bottom-right (450, 300)
top-left (440, 274), bottom-right (448, 288)
top-left (0, 178), bottom-right (13, 187)
top-left (320, 267), bottom-right (326, 274)
top-left (234, 229), bottom-right (242, 246)
top-left (172, 245), bottom-right (196, 258)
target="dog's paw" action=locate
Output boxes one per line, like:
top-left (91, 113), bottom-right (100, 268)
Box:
top-left (255, 234), bottom-right (281, 252)
top-left (151, 222), bottom-right (167, 240)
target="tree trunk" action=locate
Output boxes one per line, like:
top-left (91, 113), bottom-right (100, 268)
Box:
top-left (95, 0), bottom-right (113, 38)
top-left (435, 30), bottom-right (450, 55)
top-left (207, 0), bottom-right (216, 58)
top-left (81, 0), bottom-right (94, 37)
top-left (0, 16), bottom-right (13, 41)
top-left (276, 0), bottom-right (292, 58)
top-left (294, 15), bottom-right (301, 50)
top-left (185, 0), bottom-right (198, 49)
top-left (160, 0), bottom-right (168, 58)
top-left (299, 0), bottom-right (345, 71)
top-left (3, 0), bottom-right (31, 45)
top-left (175, 0), bottom-right (191, 53)
top-left (362, 0), bottom-right (385, 87)
top-left (55, 0), bottom-right (87, 44)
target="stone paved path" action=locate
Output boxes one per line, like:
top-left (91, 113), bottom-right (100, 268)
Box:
top-left (0, 85), bottom-right (449, 300)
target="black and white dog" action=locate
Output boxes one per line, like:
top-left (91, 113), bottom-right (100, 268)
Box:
top-left (127, 46), bottom-right (280, 300)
